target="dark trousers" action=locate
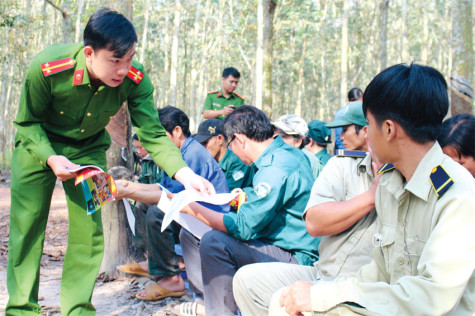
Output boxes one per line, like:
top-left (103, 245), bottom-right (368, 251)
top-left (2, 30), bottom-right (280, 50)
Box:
top-left (145, 205), bottom-right (181, 277)
top-left (180, 229), bottom-right (299, 316)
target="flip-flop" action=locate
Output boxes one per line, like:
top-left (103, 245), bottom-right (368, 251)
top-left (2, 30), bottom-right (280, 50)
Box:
top-left (135, 282), bottom-right (186, 301)
top-left (117, 262), bottom-right (151, 278)
top-left (179, 301), bottom-right (197, 316)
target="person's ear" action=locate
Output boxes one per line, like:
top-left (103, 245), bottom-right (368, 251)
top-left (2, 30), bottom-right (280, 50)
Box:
top-left (83, 46), bottom-right (94, 61)
top-left (173, 126), bottom-right (183, 138)
top-left (384, 120), bottom-right (397, 141)
top-left (217, 134), bottom-right (225, 146)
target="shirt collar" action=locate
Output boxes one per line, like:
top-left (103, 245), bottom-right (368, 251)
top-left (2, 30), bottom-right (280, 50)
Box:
top-left (180, 137), bottom-right (193, 155)
top-left (217, 90), bottom-right (235, 99)
top-left (254, 135), bottom-right (284, 168)
top-left (357, 153), bottom-right (373, 177)
top-left (385, 142), bottom-right (444, 202)
top-left (74, 48), bottom-right (91, 86)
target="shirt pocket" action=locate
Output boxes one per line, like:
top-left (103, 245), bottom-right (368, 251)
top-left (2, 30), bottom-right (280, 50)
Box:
top-left (50, 103), bottom-right (79, 125)
top-left (380, 225), bottom-right (396, 272)
top-left (404, 235), bottom-right (426, 275)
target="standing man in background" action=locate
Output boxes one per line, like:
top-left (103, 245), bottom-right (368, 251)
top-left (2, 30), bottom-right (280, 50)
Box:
top-left (203, 67), bottom-right (245, 120)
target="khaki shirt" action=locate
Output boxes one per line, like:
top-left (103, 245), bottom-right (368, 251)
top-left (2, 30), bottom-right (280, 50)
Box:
top-left (309, 143), bottom-right (475, 315)
top-left (305, 154), bottom-right (377, 278)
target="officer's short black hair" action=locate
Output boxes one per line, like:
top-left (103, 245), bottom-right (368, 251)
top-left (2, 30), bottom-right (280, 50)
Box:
top-left (223, 105), bottom-right (274, 142)
top-left (222, 67), bottom-right (241, 79)
top-left (363, 63), bottom-right (448, 144)
top-left (158, 106), bottom-right (191, 138)
top-left (84, 8), bottom-right (137, 58)
top-left (438, 114), bottom-right (475, 159)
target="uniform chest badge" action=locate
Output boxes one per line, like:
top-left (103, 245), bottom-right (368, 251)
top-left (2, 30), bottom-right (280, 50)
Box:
top-left (232, 170), bottom-right (244, 181)
top-left (254, 182), bottom-right (272, 198)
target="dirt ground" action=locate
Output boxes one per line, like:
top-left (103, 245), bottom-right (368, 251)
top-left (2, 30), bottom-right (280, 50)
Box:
top-left (0, 172), bottom-right (193, 315)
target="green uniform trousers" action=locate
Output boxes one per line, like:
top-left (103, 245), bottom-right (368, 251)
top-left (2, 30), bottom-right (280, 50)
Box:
top-left (7, 132), bottom-right (109, 316)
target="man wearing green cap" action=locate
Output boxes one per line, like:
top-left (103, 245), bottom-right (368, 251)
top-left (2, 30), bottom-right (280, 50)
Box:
top-left (7, 8), bottom-right (214, 316)
top-left (306, 120), bottom-right (332, 166)
top-left (233, 101), bottom-right (383, 315)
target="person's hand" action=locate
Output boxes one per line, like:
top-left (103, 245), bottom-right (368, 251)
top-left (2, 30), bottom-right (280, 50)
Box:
top-left (222, 105), bottom-right (235, 116)
top-left (46, 155), bottom-right (80, 181)
top-left (115, 182), bottom-right (133, 200)
top-left (279, 281), bottom-right (313, 316)
top-left (174, 167), bottom-right (216, 196)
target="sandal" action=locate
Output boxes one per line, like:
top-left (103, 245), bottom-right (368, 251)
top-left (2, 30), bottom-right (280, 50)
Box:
top-left (135, 281), bottom-right (186, 301)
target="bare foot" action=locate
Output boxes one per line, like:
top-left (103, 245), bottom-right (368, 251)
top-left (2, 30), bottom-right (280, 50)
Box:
top-left (138, 260), bottom-right (149, 273)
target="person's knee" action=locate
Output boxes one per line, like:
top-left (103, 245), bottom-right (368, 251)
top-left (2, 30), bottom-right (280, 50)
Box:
top-left (199, 230), bottom-right (227, 256)
top-left (233, 265), bottom-right (253, 296)
top-left (145, 205), bottom-right (164, 226)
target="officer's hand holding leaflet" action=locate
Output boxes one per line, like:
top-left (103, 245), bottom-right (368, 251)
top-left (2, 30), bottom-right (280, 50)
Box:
top-left (174, 166), bottom-right (216, 196)
top-left (46, 155), bottom-right (80, 181)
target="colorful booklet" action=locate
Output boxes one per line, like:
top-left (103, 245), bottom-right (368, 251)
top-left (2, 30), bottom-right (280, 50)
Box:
top-left (71, 165), bottom-right (117, 215)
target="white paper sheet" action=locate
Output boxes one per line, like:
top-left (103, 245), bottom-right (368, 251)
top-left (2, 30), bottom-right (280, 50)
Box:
top-left (122, 198), bottom-right (136, 235)
top-left (158, 185), bottom-right (239, 239)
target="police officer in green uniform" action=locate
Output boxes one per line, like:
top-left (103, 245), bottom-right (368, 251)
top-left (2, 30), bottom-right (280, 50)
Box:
top-left (193, 119), bottom-right (253, 190)
top-left (7, 9), bottom-right (214, 316)
top-left (202, 67), bottom-right (244, 121)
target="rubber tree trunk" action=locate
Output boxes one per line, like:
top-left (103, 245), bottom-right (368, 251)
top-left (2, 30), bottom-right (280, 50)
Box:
top-left (100, 0), bottom-right (136, 277)
top-left (450, 0), bottom-right (473, 115)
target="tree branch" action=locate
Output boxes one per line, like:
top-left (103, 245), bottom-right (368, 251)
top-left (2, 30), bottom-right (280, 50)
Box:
top-left (44, 0), bottom-right (70, 19)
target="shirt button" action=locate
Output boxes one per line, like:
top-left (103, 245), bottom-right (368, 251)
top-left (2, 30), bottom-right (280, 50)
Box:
top-left (87, 113), bottom-right (92, 117)
top-left (39, 160), bottom-right (43, 165)
top-left (60, 111), bottom-right (64, 115)
top-left (336, 258), bottom-right (342, 264)
top-left (398, 258), bottom-right (404, 265)
top-left (81, 129), bottom-right (85, 133)
top-left (351, 237), bottom-right (357, 243)
top-left (399, 220), bottom-right (405, 226)
top-left (94, 92), bottom-right (98, 95)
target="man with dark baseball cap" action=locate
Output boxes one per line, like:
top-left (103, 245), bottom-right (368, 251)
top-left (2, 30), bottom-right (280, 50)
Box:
top-left (194, 119), bottom-right (253, 190)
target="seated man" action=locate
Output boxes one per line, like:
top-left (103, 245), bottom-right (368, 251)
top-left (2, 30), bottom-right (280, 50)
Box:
top-left (130, 133), bottom-right (165, 254)
top-left (237, 64), bottom-right (475, 315)
top-left (117, 106), bottom-right (229, 301)
top-left (234, 101), bottom-right (382, 315)
top-left (272, 114), bottom-right (322, 179)
top-left (193, 118), bottom-right (253, 190)
top-left (178, 106), bottom-right (320, 316)
top-left (305, 119), bottom-right (332, 166)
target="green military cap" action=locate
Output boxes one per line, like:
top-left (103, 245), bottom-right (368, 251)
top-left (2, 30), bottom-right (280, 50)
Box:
top-left (326, 101), bottom-right (367, 128)
top-left (308, 120), bottom-right (331, 143)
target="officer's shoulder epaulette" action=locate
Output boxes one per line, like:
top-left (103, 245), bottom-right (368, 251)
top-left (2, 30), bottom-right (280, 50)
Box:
top-left (41, 57), bottom-right (76, 77)
top-left (336, 149), bottom-right (367, 158)
top-left (208, 90), bottom-right (219, 94)
top-left (126, 66), bottom-right (144, 84)
top-left (376, 163), bottom-right (395, 175)
top-left (234, 92), bottom-right (245, 100)
top-left (429, 165), bottom-right (454, 198)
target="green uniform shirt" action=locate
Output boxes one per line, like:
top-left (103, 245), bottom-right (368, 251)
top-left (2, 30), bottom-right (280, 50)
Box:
top-left (14, 43), bottom-right (186, 176)
top-left (138, 157), bottom-right (165, 184)
top-left (219, 148), bottom-right (254, 190)
top-left (302, 148), bottom-right (322, 179)
top-left (203, 90), bottom-right (244, 120)
top-left (316, 148), bottom-right (332, 166)
top-left (223, 136), bottom-right (320, 266)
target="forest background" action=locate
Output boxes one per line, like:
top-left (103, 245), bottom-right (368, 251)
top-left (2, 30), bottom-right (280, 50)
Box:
top-left (0, 0), bottom-right (473, 171)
